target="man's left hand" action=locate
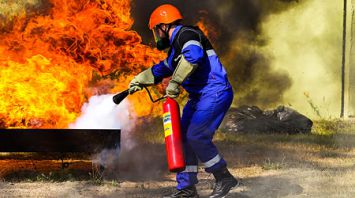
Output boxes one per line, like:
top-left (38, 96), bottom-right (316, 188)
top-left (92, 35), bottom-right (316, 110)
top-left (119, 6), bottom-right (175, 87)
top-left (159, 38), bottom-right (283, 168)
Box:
top-left (166, 81), bottom-right (180, 98)
top-left (128, 78), bottom-right (143, 94)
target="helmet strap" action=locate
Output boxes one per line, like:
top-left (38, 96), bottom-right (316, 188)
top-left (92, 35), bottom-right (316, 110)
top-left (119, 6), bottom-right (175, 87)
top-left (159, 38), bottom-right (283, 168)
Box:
top-left (157, 24), bottom-right (172, 39)
top-left (155, 24), bottom-right (173, 51)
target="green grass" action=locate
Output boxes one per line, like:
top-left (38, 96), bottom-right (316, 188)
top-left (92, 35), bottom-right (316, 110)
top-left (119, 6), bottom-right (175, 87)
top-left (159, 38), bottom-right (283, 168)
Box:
top-left (5, 170), bottom-right (89, 182)
top-left (312, 119), bottom-right (355, 135)
top-left (3, 168), bottom-right (124, 186)
top-left (262, 157), bottom-right (286, 170)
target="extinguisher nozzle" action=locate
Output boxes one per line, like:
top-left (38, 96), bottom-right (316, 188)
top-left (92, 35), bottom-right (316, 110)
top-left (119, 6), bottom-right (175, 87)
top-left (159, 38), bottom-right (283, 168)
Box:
top-left (113, 89), bottom-right (129, 105)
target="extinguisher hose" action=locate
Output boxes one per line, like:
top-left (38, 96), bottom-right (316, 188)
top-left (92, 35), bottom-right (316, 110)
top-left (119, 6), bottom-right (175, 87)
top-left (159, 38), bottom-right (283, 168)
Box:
top-left (143, 86), bottom-right (166, 103)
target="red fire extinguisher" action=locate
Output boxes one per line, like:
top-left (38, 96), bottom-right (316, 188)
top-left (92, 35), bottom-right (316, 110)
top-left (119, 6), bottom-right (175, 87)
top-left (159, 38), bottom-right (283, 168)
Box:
top-left (163, 97), bottom-right (186, 172)
top-left (113, 88), bottom-right (185, 172)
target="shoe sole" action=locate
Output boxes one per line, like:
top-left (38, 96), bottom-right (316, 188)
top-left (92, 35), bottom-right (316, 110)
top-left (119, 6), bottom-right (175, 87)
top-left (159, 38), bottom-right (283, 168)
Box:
top-left (162, 191), bottom-right (200, 198)
top-left (211, 179), bottom-right (240, 198)
top-left (224, 180), bottom-right (240, 198)
top-left (163, 194), bottom-right (199, 198)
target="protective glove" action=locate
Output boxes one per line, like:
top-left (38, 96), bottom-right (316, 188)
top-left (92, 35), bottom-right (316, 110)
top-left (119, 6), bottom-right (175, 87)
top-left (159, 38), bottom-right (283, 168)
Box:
top-left (166, 80), bottom-right (180, 98)
top-left (128, 79), bottom-right (143, 94)
top-left (128, 67), bottom-right (155, 94)
top-left (165, 55), bottom-right (197, 98)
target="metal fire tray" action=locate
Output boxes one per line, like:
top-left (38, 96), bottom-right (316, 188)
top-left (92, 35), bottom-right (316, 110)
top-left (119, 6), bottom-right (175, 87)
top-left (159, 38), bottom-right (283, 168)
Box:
top-left (0, 129), bottom-right (120, 153)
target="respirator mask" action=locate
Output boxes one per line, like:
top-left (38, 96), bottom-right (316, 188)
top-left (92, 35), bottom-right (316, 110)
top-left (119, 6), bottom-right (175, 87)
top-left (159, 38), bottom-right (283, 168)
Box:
top-left (153, 25), bottom-right (171, 51)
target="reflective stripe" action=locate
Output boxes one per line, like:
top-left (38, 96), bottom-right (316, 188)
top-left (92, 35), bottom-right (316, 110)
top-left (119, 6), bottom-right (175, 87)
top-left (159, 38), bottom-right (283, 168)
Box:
top-left (182, 165), bottom-right (198, 173)
top-left (164, 59), bottom-right (169, 67)
top-left (206, 49), bottom-right (216, 57)
top-left (174, 54), bottom-right (183, 62)
top-left (182, 40), bottom-right (203, 51)
top-left (203, 154), bottom-right (222, 168)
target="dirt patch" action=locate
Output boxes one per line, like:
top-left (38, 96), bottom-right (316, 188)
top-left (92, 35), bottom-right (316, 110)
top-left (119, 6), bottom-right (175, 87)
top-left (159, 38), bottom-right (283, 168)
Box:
top-left (1, 167), bottom-right (354, 197)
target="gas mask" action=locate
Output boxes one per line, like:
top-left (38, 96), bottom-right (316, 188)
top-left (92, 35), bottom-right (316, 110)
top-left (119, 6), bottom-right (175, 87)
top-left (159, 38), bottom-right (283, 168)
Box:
top-left (153, 25), bottom-right (171, 51)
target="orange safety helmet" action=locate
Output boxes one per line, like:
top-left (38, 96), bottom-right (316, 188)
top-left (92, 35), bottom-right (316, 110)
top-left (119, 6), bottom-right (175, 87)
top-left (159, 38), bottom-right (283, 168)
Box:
top-left (148, 4), bottom-right (183, 30)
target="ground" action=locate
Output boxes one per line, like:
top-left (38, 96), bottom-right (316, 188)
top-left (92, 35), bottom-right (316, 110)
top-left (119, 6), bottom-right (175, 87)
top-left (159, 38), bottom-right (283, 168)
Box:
top-left (0, 120), bottom-right (354, 198)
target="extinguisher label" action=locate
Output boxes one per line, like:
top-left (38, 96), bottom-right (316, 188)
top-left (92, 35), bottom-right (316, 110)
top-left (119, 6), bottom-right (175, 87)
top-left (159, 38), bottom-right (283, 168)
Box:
top-left (163, 112), bottom-right (172, 137)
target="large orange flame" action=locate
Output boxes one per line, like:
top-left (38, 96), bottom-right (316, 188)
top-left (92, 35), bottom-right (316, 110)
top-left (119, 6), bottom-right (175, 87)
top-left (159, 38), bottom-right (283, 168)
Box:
top-left (0, 0), bottom-right (165, 128)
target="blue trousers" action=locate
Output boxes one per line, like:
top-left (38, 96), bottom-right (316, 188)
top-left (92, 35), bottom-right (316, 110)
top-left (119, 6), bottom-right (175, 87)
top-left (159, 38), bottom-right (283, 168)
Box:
top-left (176, 87), bottom-right (233, 190)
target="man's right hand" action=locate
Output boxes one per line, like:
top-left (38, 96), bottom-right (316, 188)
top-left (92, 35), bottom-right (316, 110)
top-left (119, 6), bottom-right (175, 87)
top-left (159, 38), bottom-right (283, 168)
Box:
top-left (166, 80), bottom-right (180, 98)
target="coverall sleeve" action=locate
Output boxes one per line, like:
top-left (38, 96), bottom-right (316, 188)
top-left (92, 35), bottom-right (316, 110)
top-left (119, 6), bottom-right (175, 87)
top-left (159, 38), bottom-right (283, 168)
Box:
top-left (178, 30), bottom-right (205, 64)
top-left (151, 59), bottom-right (173, 84)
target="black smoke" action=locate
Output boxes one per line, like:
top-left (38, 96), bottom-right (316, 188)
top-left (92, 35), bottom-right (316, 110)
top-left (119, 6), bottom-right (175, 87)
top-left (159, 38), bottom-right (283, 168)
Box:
top-left (0, 0), bottom-right (52, 32)
top-left (131, 0), bottom-right (301, 107)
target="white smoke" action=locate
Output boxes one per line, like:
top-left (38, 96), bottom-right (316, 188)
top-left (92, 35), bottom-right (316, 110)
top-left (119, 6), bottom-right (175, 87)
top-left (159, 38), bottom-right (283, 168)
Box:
top-left (69, 94), bottom-right (138, 167)
top-left (69, 94), bottom-right (134, 130)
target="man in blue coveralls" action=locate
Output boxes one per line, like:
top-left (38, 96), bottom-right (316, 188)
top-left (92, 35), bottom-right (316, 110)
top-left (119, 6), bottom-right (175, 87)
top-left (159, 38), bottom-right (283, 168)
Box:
top-left (128, 4), bottom-right (239, 198)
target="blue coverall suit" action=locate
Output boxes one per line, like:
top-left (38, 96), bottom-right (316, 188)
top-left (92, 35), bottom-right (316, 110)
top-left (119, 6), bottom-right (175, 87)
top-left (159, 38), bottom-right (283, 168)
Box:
top-left (151, 25), bottom-right (233, 190)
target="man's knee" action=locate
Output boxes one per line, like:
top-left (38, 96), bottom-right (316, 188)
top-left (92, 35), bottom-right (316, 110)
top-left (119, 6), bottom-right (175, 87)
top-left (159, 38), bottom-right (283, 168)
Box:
top-left (186, 132), bottom-right (206, 146)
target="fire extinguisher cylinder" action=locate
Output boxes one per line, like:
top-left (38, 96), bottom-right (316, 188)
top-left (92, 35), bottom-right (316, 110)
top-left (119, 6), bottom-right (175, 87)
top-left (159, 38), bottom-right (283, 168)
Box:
top-left (163, 97), bottom-right (186, 172)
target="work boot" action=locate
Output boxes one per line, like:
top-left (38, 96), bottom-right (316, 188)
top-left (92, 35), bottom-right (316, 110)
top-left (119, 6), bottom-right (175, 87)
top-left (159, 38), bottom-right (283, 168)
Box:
top-left (209, 168), bottom-right (239, 198)
top-left (163, 185), bottom-right (199, 198)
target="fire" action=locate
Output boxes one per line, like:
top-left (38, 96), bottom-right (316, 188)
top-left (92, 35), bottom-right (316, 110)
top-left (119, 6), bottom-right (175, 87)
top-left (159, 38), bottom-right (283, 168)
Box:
top-left (196, 21), bottom-right (210, 38)
top-left (0, 55), bottom-right (90, 128)
top-left (0, 0), bottom-right (165, 128)
top-left (196, 14), bottom-right (218, 42)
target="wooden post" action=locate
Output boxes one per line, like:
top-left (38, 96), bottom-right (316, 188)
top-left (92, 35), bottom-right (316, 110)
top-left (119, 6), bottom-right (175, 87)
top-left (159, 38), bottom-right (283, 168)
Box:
top-left (341, 0), bottom-right (347, 118)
